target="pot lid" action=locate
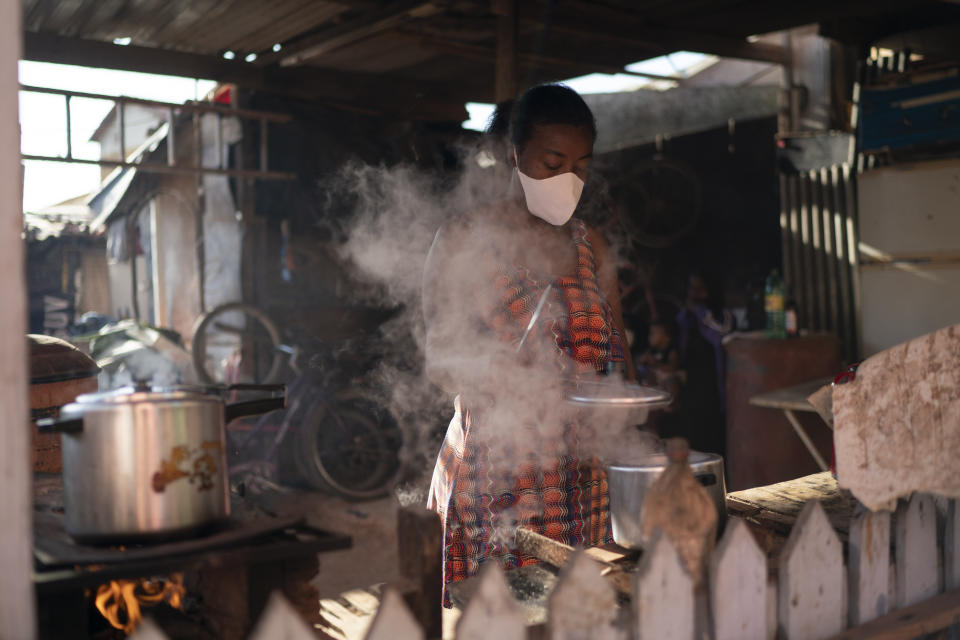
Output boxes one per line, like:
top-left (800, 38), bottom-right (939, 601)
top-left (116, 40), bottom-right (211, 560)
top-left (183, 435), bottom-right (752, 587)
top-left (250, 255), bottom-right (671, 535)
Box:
top-left (28, 334), bottom-right (100, 384)
top-left (72, 383), bottom-right (219, 406)
top-left (607, 450), bottom-right (722, 470)
top-left (564, 380), bottom-right (672, 407)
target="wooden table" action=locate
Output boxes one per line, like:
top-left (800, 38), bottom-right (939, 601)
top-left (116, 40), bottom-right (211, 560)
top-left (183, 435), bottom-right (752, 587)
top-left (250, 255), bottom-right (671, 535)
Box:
top-left (749, 377), bottom-right (834, 471)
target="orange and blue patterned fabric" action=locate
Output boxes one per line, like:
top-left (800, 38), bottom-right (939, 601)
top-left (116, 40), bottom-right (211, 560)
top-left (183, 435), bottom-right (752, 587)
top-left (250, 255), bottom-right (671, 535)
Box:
top-left (427, 218), bottom-right (624, 606)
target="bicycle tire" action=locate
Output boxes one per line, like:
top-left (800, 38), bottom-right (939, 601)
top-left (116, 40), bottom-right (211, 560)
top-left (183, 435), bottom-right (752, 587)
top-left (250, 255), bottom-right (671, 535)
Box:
top-left (191, 302), bottom-right (286, 385)
top-left (294, 389), bottom-right (402, 500)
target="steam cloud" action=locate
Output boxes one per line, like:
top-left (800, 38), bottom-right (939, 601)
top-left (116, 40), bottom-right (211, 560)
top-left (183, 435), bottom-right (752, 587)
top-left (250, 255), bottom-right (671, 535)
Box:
top-left (328, 141), bottom-right (656, 503)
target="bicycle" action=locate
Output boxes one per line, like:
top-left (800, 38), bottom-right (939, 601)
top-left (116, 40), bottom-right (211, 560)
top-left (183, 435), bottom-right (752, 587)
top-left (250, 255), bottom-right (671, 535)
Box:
top-left (191, 301), bottom-right (402, 500)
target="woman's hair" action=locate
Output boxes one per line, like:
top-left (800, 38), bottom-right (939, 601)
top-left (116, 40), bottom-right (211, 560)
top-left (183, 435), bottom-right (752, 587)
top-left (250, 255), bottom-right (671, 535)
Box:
top-left (509, 84), bottom-right (597, 151)
top-left (485, 99), bottom-right (514, 140)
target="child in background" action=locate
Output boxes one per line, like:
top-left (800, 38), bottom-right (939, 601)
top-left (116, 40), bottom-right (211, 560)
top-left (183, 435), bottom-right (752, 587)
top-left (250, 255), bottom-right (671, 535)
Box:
top-left (636, 321), bottom-right (683, 402)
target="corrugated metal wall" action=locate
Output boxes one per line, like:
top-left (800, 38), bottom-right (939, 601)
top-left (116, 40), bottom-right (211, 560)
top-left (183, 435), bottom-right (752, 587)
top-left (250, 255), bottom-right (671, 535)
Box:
top-left (778, 163), bottom-right (861, 362)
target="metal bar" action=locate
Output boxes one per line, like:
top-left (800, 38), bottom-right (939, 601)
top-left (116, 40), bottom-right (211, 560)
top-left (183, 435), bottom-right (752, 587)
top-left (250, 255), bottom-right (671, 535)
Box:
top-left (783, 409), bottom-right (829, 471)
top-left (779, 173), bottom-right (793, 300)
top-left (843, 163), bottom-right (863, 360)
top-left (167, 107), bottom-right (176, 167)
top-left (20, 154), bottom-right (296, 180)
top-left (259, 118), bottom-right (267, 173)
top-left (799, 174), bottom-right (816, 330)
top-left (810, 169), bottom-right (828, 332)
top-left (788, 175), bottom-right (804, 326)
top-left (64, 95), bottom-right (72, 160)
top-left (821, 167), bottom-right (840, 341)
top-left (118, 101), bottom-right (126, 161)
top-left (831, 164), bottom-right (854, 361)
top-left (193, 112), bottom-right (202, 172)
top-left (19, 84), bottom-right (292, 123)
top-left (215, 113), bottom-right (223, 170)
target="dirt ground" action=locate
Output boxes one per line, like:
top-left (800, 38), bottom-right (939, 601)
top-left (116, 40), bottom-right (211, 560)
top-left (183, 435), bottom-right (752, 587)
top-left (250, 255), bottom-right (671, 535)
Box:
top-left (251, 478), bottom-right (435, 600)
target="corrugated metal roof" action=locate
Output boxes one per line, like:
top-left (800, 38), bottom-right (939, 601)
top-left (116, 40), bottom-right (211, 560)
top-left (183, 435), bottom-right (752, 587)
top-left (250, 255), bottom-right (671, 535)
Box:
top-left (22, 0), bottom-right (960, 119)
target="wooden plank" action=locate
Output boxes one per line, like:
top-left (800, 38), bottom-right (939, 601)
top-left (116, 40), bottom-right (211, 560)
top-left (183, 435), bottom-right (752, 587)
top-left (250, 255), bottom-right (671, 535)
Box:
top-left (829, 588), bottom-right (960, 640)
top-left (456, 564), bottom-right (525, 640)
top-left (364, 588), bottom-right (424, 640)
top-left (778, 500), bottom-right (846, 639)
top-left (636, 532), bottom-right (694, 640)
top-left (522, 0), bottom-right (787, 64)
top-left (515, 527), bottom-right (632, 597)
top-left (397, 507), bottom-right (442, 640)
top-left (946, 499), bottom-right (960, 590)
top-left (547, 551), bottom-right (618, 640)
top-left (492, 0), bottom-right (517, 102)
top-left (248, 591), bottom-right (317, 640)
top-left (848, 507), bottom-right (892, 626)
top-left (766, 577), bottom-right (778, 640)
top-left (726, 472), bottom-right (855, 537)
top-left (895, 494), bottom-right (942, 608)
top-left (748, 377), bottom-right (833, 412)
top-left (833, 324), bottom-right (960, 511)
top-left (275, 1), bottom-right (439, 67)
top-left (710, 519), bottom-right (768, 640)
top-left (0, 0), bottom-right (34, 636)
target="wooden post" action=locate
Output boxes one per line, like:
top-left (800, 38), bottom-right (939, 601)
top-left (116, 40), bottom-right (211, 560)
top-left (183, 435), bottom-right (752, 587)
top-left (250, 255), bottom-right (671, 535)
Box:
top-left (636, 533), bottom-right (695, 640)
top-left (945, 499), bottom-right (960, 590)
top-left (778, 500), bottom-right (845, 639)
top-left (548, 551), bottom-right (618, 640)
top-left (397, 507), bottom-right (442, 639)
top-left (848, 507), bottom-right (891, 626)
top-left (492, 0), bottom-right (518, 103)
top-left (895, 494), bottom-right (942, 608)
top-left (0, 0), bottom-right (36, 636)
top-left (710, 519), bottom-right (768, 640)
top-left (247, 592), bottom-right (317, 640)
top-left (456, 564), bottom-right (525, 640)
top-left (365, 588), bottom-right (425, 640)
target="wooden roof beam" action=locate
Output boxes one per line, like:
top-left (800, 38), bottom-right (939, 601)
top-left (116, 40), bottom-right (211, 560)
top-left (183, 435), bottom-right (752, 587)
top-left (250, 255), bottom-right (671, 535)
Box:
top-left (22, 31), bottom-right (468, 122)
top-left (400, 32), bottom-right (683, 83)
top-left (261, 0), bottom-right (442, 68)
top-left (519, 3), bottom-right (786, 65)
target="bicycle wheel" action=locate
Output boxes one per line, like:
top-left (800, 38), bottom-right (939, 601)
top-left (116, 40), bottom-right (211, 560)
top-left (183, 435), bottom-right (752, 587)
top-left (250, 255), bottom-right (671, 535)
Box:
top-left (191, 302), bottom-right (286, 385)
top-left (294, 389), bottom-right (402, 500)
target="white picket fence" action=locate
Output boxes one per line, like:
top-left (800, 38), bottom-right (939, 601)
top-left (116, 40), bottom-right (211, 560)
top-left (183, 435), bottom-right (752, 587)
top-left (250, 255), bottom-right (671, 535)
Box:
top-left (131, 495), bottom-right (960, 640)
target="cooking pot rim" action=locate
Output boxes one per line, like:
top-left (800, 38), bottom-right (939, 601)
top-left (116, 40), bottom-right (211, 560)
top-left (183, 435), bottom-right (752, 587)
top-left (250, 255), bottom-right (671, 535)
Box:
top-left (606, 451), bottom-right (724, 470)
top-left (72, 386), bottom-right (220, 406)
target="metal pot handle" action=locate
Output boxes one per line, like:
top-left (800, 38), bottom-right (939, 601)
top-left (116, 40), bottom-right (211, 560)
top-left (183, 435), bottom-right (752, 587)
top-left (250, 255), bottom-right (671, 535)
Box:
top-left (36, 416), bottom-right (84, 434)
top-left (224, 396), bottom-right (286, 422)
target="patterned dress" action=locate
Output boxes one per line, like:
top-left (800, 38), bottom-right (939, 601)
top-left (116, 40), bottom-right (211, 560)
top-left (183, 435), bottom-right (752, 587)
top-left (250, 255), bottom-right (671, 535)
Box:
top-left (427, 218), bottom-right (625, 606)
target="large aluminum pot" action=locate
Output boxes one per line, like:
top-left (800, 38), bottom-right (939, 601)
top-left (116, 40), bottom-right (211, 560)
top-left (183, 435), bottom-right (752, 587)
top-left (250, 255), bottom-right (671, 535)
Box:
top-left (39, 384), bottom-right (284, 543)
top-left (606, 451), bottom-right (726, 549)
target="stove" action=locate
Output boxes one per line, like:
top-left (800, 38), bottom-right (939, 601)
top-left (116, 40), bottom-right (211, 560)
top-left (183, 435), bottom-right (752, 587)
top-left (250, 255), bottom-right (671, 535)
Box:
top-left (33, 474), bottom-right (351, 639)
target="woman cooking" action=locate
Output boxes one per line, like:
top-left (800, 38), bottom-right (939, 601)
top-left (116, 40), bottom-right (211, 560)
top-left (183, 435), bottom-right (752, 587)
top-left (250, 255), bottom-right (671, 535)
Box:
top-left (423, 84), bottom-right (634, 605)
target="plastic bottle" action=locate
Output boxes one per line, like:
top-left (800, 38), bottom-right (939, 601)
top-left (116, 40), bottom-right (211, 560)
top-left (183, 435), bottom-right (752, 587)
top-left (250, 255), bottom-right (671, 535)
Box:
top-left (785, 299), bottom-right (799, 337)
top-left (640, 438), bottom-right (718, 587)
top-left (765, 269), bottom-right (786, 339)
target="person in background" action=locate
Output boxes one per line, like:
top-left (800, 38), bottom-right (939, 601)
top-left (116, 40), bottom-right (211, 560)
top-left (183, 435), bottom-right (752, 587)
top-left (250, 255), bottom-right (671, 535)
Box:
top-left (636, 320), bottom-right (682, 389)
top-left (673, 271), bottom-right (733, 455)
top-left (423, 84), bottom-right (632, 606)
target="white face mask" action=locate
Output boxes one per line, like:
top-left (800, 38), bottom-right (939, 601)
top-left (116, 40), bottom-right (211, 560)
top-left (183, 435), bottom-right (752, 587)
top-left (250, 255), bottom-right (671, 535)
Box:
top-left (515, 166), bottom-right (585, 226)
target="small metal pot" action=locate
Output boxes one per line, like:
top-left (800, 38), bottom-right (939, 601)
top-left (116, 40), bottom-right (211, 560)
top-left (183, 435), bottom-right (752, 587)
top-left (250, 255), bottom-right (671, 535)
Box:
top-left (39, 383), bottom-right (284, 543)
top-left (606, 451), bottom-right (727, 550)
